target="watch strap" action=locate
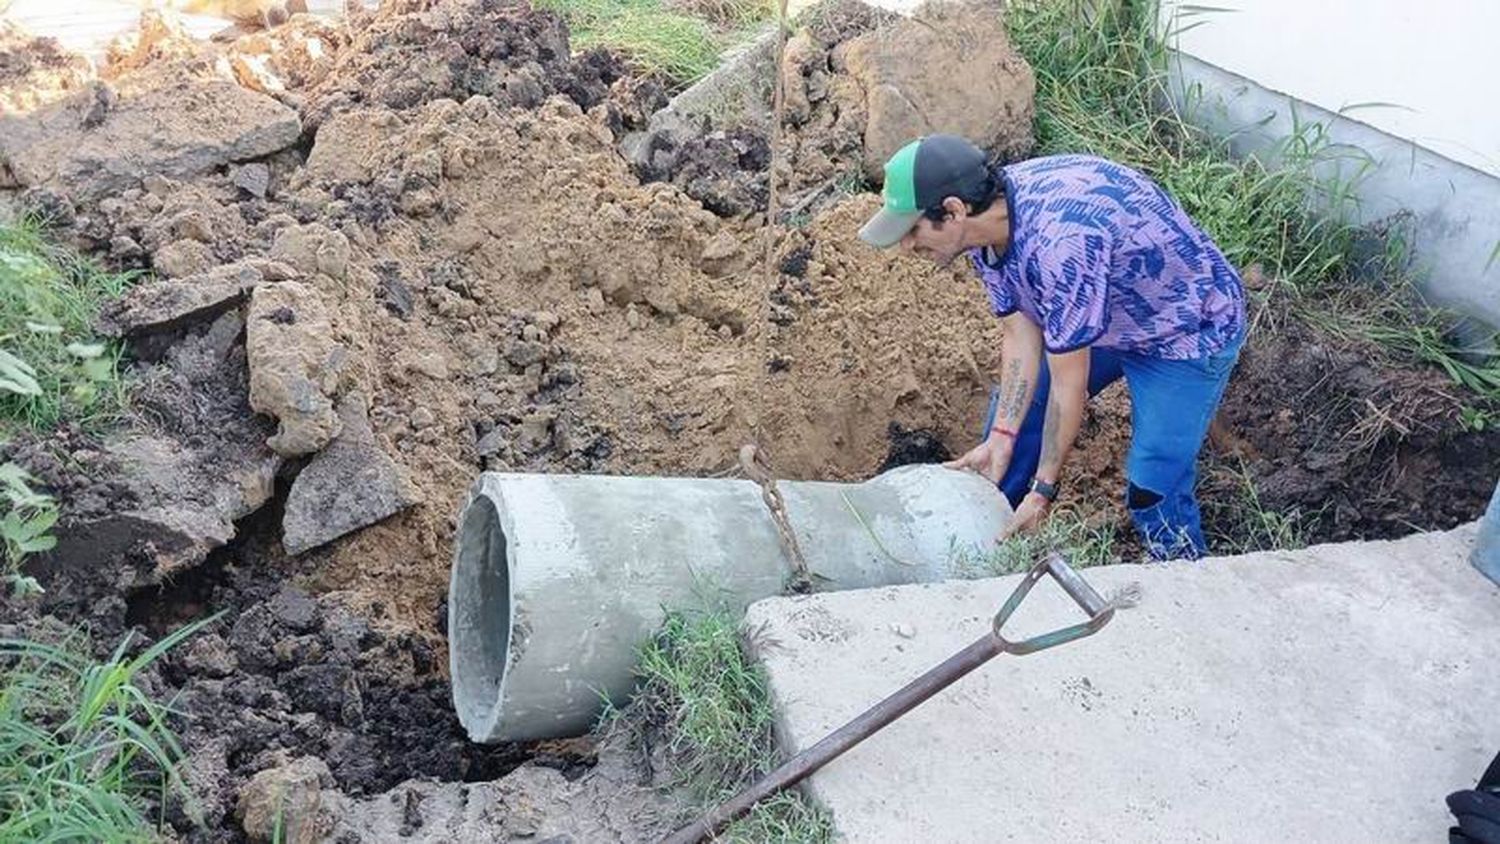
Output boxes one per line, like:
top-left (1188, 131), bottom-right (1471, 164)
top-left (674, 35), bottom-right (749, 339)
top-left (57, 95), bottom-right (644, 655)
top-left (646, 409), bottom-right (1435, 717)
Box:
top-left (1030, 478), bottom-right (1060, 502)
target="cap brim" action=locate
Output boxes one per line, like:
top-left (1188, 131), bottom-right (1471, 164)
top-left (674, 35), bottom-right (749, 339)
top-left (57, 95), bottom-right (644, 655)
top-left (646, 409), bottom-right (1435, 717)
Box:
top-left (858, 207), bottom-right (922, 248)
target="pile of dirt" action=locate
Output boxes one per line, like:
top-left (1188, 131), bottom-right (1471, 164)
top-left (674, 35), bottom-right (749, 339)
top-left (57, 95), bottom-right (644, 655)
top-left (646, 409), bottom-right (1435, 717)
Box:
top-left (300, 0), bottom-right (632, 130)
top-left (626, 0), bottom-right (1037, 216)
top-left (0, 2), bottom-right (1007, 837)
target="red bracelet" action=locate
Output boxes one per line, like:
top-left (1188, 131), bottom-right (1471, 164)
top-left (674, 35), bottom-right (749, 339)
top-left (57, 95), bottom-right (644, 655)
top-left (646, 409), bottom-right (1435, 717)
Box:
top-left (989, 426), bottom-right (1018, 441)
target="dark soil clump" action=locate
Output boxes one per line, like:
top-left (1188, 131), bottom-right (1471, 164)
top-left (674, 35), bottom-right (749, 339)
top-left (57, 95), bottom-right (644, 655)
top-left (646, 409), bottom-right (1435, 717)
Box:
top-left (1207, 310), bottom-right (1500, 545)
top-left (302, 0), bottom-right (629, 130)
top-left (880, 421), bottom-right (953, 471)
top-left (121, 498), bottom-right (553, 839)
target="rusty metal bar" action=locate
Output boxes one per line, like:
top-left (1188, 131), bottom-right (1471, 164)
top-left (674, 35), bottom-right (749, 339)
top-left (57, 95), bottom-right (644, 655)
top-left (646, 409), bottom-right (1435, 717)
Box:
top-left (661, 553), bottom-right (1114, 844)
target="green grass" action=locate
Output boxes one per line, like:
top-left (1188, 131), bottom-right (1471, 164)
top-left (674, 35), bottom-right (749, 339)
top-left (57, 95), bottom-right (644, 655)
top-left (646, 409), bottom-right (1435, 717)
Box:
top-left (626, 609), bottom-right (834, 843)
top-left (540, 0), bottom-right (771, 85)
top-left (0, 617), bottom-right (216, 841)
top-left (0, 220), bottom-right (136, 434)
top-left (950, 507), bottom-right (1119, 574)
top-left (1005, 0), bottom-right (1500, 405)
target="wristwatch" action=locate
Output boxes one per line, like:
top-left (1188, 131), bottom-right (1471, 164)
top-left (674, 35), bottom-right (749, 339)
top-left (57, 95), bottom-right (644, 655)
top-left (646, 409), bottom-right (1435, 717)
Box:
top-left (1030, 478), bottom-right (1060, 503)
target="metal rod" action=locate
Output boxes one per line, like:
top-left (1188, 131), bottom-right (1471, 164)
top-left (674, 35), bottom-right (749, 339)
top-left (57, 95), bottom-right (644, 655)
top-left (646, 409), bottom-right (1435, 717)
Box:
top-left (661, 633), bottom-right (1004, 844)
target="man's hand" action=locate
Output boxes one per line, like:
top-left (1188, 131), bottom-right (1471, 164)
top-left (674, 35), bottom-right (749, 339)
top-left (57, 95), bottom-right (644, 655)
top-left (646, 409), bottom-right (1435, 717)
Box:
top-left (943, 434), bottom-right (1013, 483)
top-left (999, 492), bottom-right (1051, 540)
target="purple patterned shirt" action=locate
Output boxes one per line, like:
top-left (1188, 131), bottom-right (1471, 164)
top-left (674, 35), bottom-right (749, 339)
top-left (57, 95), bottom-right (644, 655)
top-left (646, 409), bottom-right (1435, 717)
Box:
top-left (970, 155), bottom-right (1246, 359)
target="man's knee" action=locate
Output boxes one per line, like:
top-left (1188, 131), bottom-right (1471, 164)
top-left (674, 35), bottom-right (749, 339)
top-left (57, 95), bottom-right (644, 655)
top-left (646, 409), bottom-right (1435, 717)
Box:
top-left (1127, 482), bottom-right (1163, 510)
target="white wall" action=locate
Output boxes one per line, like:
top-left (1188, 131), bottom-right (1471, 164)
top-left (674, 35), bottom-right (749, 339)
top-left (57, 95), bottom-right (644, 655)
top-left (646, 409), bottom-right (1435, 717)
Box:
top-left (1159, 0), bottom-right (1500, 179)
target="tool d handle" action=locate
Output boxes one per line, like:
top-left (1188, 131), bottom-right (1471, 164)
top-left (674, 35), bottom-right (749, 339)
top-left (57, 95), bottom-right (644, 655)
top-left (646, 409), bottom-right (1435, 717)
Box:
top-left (992, 553), bottom-right (1114, 655)
top-left (1044, 553), bottom-right (1110, 617)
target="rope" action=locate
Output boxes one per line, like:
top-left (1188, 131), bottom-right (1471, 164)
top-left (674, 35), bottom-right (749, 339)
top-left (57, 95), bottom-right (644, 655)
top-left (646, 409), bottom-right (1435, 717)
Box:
top-left (741, 0), bottom-right (813, 594)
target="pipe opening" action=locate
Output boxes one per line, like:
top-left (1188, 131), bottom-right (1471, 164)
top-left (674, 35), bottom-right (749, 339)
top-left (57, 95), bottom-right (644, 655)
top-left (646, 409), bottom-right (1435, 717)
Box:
top-left (449, 493), bottom-right (512, 740)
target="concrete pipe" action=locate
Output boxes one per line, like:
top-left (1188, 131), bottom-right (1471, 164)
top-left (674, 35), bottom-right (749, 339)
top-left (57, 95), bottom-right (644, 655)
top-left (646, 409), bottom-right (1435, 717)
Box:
top-left (447, 464), bottom-right (1013, 743)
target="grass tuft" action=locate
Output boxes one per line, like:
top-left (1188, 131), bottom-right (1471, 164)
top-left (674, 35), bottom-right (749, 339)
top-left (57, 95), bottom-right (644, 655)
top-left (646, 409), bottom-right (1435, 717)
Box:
top-left (0, 220), bottom-right (136, 434)
top-left (626, 609), bottom-right (834, 843)
top-left (540, 0), bottom-right (769, 85)
top-left (0, 617), bottom-right (217, 841)
top-left (951, 506), bottom-right (1119, 575)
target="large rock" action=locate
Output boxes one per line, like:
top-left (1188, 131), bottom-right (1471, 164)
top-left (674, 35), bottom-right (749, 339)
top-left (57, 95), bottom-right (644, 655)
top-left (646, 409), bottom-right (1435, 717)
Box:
top-left (0, 76), bottom-right (301, 200)
top-left (97, 261), bottom-right (263, 337)
top-left (237, 757), bottom-right (332, 844)
top-left (247, 281), bottom-right (344, 457)
top-left (841, 0), bottom-right (1036, 181)
top-left (282, 392), bottom-right (416, 556)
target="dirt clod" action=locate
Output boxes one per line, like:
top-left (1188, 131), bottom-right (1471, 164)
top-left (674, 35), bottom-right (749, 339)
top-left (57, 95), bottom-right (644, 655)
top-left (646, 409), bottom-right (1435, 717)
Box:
top-left (247, 281), bottom-right (345, 457)
top-left (237, 756), bottom-right (332, 844)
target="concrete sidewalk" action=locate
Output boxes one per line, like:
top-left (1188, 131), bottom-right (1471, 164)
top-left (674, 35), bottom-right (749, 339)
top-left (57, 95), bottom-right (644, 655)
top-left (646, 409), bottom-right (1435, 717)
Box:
top-left (747, 527), bottom-right (1500, 842)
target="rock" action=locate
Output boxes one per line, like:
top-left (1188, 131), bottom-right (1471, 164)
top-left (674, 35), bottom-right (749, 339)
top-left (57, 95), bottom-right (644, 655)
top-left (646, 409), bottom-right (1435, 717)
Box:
top-left (103, 8), bottom-right (199, 78)
top-left (28, 308), bottom-right (285, 596)
top-left (410, 407), bottom-right (436, 430)
top-left (97, 261), bottom-right (262, 336)
top-left (475, 427), bottom-right (508, 458)
top-left (179, 633), bottom-right (239, 678)
top-left (247, 282), bottom-right (344, 458)
top-left (377, 268), bottom-right (414, 319)
top-left (699, 231), bottom-right (744, 276)
top-left (517, 411), bottom-right (554, 453)
top-left (271, 223), bottom-right (351, 280)
top-left (282, 392), bottom-right (416, 556)
top-left (230, 52), bottom-right (287, 97)
top-left (405, 352), bottom-right (450, 381)
top-left (268, 585), bottom-right (320, 632)
top-left (234, 162), bottom-right (272, 199)
top-left (168, 209), bottom-right (214, 243)
top-left (584, 287), bottom-right (606, 315)
top-left (153, 239), bottom-right (216, 278)
top-left (237, 757), bottom-right (331, 844)
top-left (505, 339), bottom-right (547, 369)
top-left (842, 2), bottom-right (1035, 181)
top-left (0, 77), bottom-right (301, 201)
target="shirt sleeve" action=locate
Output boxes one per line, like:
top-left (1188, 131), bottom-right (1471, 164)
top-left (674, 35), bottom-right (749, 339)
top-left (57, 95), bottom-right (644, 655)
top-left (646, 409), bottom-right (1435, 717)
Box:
top-left (1040, 232), bottom-right (1111, 353)
top-left (970, 253), bottom-right (1017, 316)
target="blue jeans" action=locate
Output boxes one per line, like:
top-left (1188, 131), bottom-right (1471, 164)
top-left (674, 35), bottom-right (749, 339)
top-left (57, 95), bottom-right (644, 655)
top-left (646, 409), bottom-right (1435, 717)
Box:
top-left (983, 334), bottom-right (1245, 560)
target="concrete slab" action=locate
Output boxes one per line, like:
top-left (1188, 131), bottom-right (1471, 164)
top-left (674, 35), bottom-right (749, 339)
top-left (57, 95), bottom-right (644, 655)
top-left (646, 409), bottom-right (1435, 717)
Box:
top-left (747, 527), bottom-right (1500, 842)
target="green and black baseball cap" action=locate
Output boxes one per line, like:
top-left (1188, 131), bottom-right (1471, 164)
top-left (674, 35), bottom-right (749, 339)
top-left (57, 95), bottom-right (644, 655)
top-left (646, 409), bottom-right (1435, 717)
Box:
top-left (859, 134), bottom-right (991, 248)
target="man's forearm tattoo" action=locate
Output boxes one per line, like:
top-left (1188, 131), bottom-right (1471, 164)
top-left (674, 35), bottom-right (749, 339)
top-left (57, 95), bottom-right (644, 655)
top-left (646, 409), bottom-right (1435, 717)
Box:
top-left (1039, 393), bottom-right (1061, 473)
top-left (997, 358), bottom-right (1027, 427)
